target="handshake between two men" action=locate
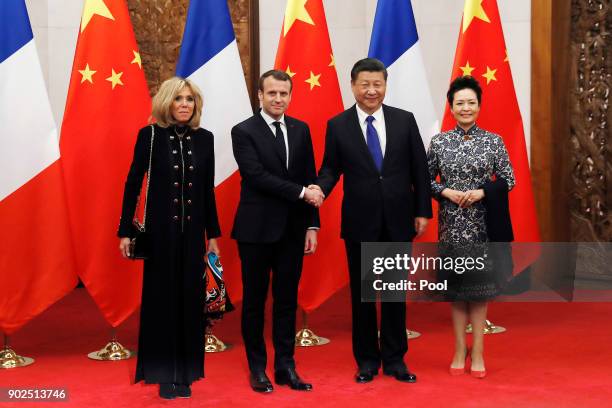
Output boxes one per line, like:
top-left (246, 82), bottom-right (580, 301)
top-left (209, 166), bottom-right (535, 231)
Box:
top-left (303, 183), bottom-right (429, 237)
top-left (303, 184), bottom-right (325, 208)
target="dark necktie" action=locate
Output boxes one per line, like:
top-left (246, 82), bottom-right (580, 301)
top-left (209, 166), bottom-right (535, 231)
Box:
top-left (366, 115), bottom-right (383, 172)
top-left (273, 121), bottom-right (287, 168)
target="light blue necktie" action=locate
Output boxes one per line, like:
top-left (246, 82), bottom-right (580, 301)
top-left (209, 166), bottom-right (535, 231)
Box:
top-left (366, 115), bottom-right (383, 172)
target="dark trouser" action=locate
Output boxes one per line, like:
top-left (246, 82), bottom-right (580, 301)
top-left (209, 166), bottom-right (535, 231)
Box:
top-left (344, 233), bottom-right (408, 372)
top-left (238, 234), bottom-right (304, 373)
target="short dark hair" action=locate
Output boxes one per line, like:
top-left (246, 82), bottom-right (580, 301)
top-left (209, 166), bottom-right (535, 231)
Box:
top-left (258, 69), bottom-right (293, 92)
top-left (447, 75), bottom-right (482, 105)
top-left (350, 58), bottom-right (388, 82)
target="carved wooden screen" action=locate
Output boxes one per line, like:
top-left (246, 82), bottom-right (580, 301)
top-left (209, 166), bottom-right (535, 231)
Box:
top-left (532, 0), bottom-right (610, 245)
top-left (569, 0), bottom-right (611, 243)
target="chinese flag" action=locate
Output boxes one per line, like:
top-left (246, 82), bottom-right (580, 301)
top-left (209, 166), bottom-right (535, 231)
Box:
top-left (60, 0), bottom-right (151, 327)
top-left (442, 0), bottom-right (540, 270)
top-left (274, 0), bottom-right (347, 311)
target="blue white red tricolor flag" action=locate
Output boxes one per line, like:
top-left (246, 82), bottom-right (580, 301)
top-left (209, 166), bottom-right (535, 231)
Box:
top-left (368, 0), bottom-right (439, 149)
top-left (0, 0), bottom-right (77, 334)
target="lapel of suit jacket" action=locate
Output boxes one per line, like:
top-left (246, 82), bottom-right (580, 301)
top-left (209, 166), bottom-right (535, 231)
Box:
top-left (381, 104), bottom-right (395, 174)
top-left (348, 104), bottom-right (382, 174)
top-left (285, 116), bottom-right (298, 173)
top-left (255, 112), bottom-right (287, 172)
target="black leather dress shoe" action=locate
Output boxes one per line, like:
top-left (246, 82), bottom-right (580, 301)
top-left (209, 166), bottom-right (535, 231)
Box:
top-left (355, 369), bottom-right (378, 383)
top-left (250, 372), bottom-right (273, 393)
top-left (158, 383), bottom-right (176, 399)
top-left (383, 368), bottom-right (417, 383)
top-left (175, 384), bottom-right (191, 398)
top-left (274, 368), bottom-right (313, 391)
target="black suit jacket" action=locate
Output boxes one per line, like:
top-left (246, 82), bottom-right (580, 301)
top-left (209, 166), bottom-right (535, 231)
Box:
top-left (317, 104), bottom-right (432, 242)
top-left (231, 112), bottom-right (320, 243)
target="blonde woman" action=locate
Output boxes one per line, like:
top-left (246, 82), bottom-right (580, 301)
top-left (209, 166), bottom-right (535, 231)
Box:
top-left (118, 77), bottom-right (220, 399)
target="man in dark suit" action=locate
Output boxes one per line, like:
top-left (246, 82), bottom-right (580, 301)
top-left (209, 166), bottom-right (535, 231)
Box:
top-left (231, 70), bottom-right (323, 393)
top-left (312, 58), bottom-right (432, 384)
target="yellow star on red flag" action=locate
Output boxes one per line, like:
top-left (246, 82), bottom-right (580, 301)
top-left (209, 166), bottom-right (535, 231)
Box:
top-left (283, 0), bottom-right (315, 36)
top-left (131, 51), bottom-right (142, 69)
top-left (328, 54), bottom-right (335, 67)
top-left (482, 66), bottom-right (497, 84)
top-left (81, 0), bottom-right (115, 33)
top-left (78, 64), bottom-right (96, 84)
top-left (304, 71), bottom-right (321, 90)
top-left (462, 0), bottom-right (490, 33)
top-left (460, 61), bottom-right (475, 76)
top-left (106, 69), bottom-right (124, 89)
top-left (285, 66), bottom-right (296, 78)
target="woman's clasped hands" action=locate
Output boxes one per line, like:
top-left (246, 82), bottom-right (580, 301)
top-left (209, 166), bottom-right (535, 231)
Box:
top-left (441, 188), bottom-right (485, 208)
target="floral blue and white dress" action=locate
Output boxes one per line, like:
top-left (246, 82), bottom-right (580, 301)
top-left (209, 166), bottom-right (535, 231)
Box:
top-left (427, 124), bottom-right (515, 300)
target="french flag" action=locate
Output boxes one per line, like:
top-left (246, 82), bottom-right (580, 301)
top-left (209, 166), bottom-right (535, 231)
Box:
top-left (176, 0), bottom-right (253, 299)
top-left (176, 0), bottom-right (253, 185)
top-left (368, 0), bottom-right (439, 148)
top-left (0, 0), bottom-right (77, 335)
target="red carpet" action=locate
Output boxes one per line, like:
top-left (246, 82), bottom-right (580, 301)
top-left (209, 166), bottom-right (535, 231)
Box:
top-left (2, 288), bottom-right (612, 407)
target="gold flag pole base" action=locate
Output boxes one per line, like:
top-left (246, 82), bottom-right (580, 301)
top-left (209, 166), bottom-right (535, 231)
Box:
top-left (204, 326), bottom-right (231, 353)
top-left (295, 328), bottom-right (330, 347)
top-left (87, 328), bottom-right (133, 360)
top-left (295, 310), bottom-right (330, 347)
top-left (87, 341), bottom-right (133, 360)
top-left (466, 320), bottom-right (507, 335)
top-left (1, 347), bottom-right (34, 369)
top-left (1, 335), bottom-right (34, 369)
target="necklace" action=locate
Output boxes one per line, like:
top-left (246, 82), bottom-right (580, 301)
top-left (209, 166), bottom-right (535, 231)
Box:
top-left (174, 126), bottom-right (187, 139)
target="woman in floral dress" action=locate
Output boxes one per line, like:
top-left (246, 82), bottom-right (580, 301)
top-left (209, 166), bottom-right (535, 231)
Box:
top-left (427, 76), bottom-right (515, 379)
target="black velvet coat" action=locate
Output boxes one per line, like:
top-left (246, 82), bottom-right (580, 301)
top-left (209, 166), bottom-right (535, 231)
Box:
top-left (118, 124), bottom-right (221, 384)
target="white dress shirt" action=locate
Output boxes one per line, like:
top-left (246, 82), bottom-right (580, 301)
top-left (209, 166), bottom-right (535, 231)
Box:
top-left (356, 104), bottom-right (386, 157)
